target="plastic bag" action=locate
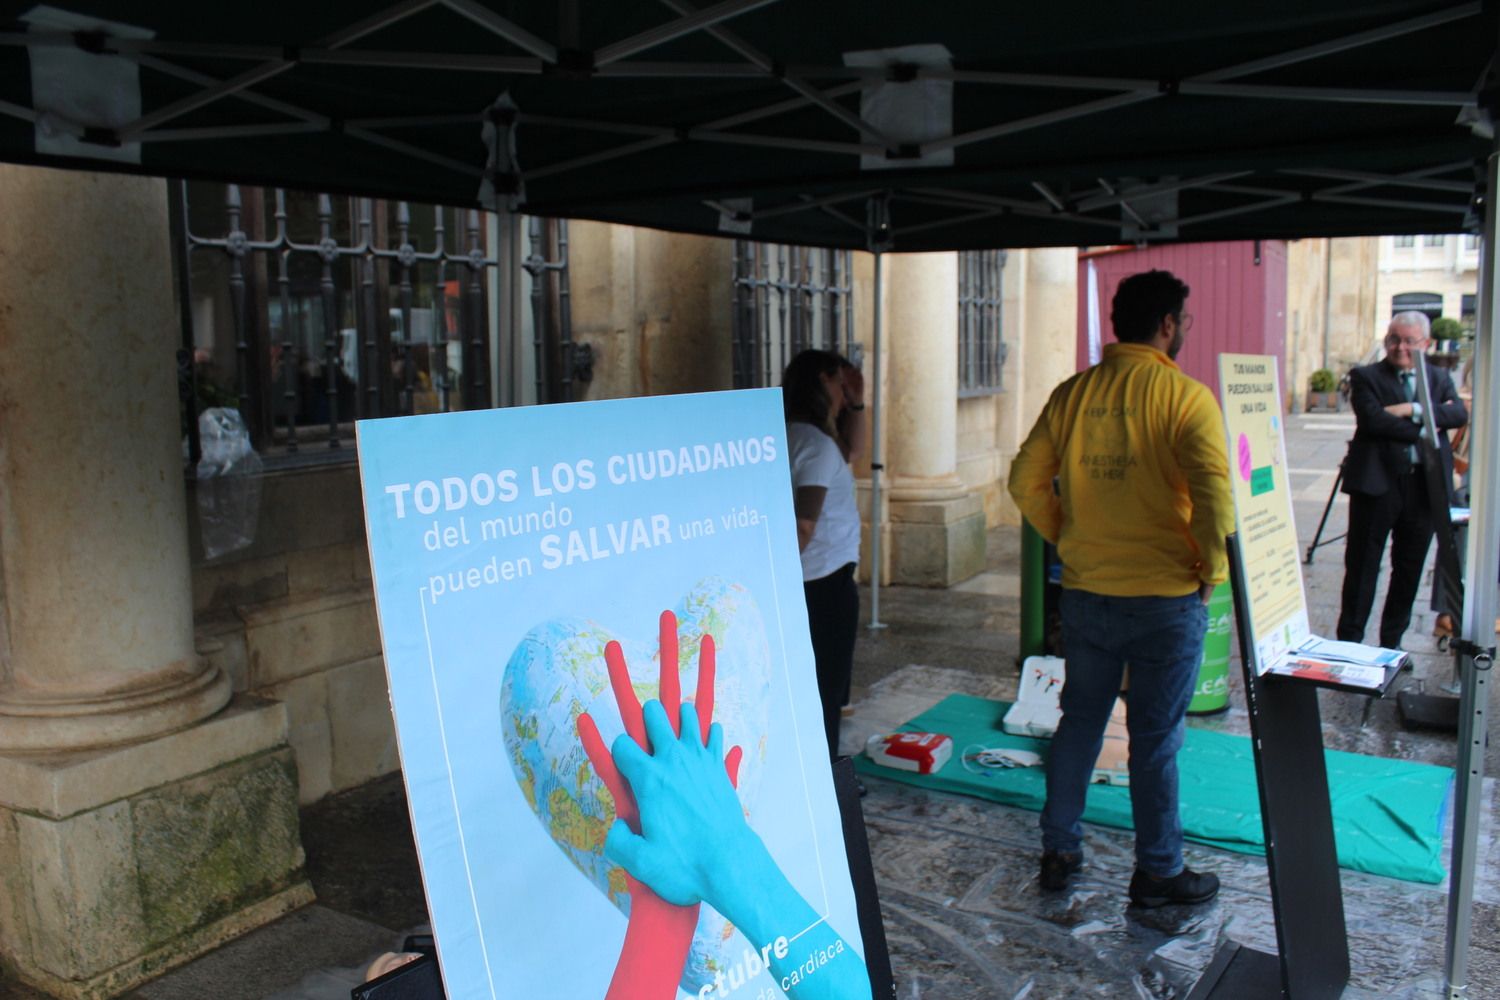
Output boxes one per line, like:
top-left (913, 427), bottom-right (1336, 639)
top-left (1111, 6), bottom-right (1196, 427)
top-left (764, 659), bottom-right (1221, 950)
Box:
top-left (194, 406), bottom-right (263, 560)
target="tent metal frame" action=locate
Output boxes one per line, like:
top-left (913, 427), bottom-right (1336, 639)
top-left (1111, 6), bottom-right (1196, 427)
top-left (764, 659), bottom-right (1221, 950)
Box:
top-left (0, 1), bottom-right (1487, 241)
top-left (1443, 140), bottom-right (1499, 1000)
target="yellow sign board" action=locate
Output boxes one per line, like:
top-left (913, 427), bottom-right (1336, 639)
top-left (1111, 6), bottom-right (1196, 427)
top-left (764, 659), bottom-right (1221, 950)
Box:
top-left (1218, 354), bottom-right (1310, 671)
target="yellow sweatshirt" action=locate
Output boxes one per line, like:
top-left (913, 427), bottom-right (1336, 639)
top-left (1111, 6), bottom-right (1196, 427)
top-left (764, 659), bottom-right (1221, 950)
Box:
top-left (1008, 342), bottom-right (1233, 597)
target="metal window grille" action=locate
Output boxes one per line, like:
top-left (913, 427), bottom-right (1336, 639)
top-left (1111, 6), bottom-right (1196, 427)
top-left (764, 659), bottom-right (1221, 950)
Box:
top-left (524, 217), bottom-right (591, 404)
top-left (1424, 234), bottom-right (1446, 247)
top-left (174, 181), bottom-right (500, 463)
top-left (958, 249), bottom-right (1007, 396)
top-left (1394, 235), bottom-right (1416, 248)
top-left (731, 242), bottom-right (856, 388)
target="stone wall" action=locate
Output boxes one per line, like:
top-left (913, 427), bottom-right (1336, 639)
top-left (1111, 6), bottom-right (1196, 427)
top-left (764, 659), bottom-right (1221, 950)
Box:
top-left (1283, 237), bottom-right (1379, 411)
top-left (190, 462), bottom-right (392, 805)
top-left (0, 702), bottom-right (311, 999)
top-left (958, 247), bottom-right (1079, 528)
top-left (565, 222), bottom-right (735, 400)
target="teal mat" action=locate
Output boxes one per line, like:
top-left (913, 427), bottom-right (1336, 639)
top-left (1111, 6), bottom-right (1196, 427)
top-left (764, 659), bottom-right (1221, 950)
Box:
top-left (854, 693), bottom-right (1453, 884)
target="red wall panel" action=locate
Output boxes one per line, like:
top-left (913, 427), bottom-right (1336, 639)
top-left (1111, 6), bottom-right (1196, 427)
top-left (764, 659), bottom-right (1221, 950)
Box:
top-left (1076, 241), bottom-right (1288, 405)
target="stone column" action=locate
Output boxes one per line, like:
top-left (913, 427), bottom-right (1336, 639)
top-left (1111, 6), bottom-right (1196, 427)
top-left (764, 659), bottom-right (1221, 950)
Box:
top-left (881, 252), bottom-right (986, 585)
top-left (0, 172), bottom-right (226, 750)
top-left (994, 248), bottom-right (1079, 524)
top-left (0, 165), bottom-right (309, 1000)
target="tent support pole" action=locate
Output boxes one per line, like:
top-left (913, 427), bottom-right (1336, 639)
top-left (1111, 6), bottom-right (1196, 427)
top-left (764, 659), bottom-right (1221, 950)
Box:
top-left (1443, 139), bottom-right (1499, 1000)
top-left (868, 247), bottom-right (886, 630)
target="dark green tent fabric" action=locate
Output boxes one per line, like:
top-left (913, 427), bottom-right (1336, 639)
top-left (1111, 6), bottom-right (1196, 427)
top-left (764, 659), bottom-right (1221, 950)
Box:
top-left (0, 1), bottom-right (1493, 249)
top-left (854, 693), bottom-right (1453, 884)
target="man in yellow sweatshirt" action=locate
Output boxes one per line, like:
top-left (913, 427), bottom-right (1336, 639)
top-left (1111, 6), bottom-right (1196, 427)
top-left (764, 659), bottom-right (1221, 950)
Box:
top-left (1008, 269), bottom-right (1234, 908)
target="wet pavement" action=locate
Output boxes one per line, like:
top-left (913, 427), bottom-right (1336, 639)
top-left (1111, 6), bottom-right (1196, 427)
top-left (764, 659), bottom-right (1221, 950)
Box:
top-left (6, 412), bottom-right (1496, 1000)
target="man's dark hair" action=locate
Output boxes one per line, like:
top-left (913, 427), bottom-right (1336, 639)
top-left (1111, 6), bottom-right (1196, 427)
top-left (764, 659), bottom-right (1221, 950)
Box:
top-left (1110, 269), bottom-right (1190, 344)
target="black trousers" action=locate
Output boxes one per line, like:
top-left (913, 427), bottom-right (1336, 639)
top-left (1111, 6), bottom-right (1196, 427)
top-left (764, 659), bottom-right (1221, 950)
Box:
top-left (1337, 471), bottom-right (1434, 648)
top-left (804, 562), bottom-right (858, 759)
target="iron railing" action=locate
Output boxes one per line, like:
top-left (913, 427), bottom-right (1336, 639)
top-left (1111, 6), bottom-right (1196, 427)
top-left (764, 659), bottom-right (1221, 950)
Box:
top-left (731, 242), bottom-right (856, 388)
top-left (958, 249), bottom-right (1007, 396)
top-left (176, 182), bottom-right (500, 459)
top-left (524, 217), bottom-right (592, 404)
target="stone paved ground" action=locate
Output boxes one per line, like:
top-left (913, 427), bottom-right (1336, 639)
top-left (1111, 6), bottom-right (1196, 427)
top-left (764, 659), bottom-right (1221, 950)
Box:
top-left (5, 413), bottom-right (1496, 1000)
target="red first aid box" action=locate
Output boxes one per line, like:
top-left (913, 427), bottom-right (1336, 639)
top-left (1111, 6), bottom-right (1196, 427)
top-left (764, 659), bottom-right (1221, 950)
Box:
top-left (864, 731), bottom-right (954, 774)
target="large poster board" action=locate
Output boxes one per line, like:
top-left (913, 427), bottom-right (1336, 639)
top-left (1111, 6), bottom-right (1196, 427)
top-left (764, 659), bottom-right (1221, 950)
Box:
top-left (356, 389), bottom-right (867, 999)
top-left (1218, 354), bottom-right (1310, 671)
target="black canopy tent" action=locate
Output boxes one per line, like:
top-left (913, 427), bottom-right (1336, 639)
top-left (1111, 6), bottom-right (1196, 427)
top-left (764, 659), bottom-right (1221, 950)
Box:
top-left (0, 1), bottom-right (1493, 247)
top-left (0, 1), bottom-right (1495, 995)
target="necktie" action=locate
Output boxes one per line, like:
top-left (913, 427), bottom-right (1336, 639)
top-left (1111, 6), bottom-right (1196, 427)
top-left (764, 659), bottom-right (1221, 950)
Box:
top-left (1401, 371), bottom-right (1419, 466)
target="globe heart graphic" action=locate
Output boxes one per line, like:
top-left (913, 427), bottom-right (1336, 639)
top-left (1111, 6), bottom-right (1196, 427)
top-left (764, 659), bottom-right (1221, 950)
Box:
top-left (498, 577), bottom-right (772, 993)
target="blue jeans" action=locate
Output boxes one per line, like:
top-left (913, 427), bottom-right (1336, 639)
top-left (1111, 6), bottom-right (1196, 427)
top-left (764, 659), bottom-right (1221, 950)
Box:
top-left (1041, 588), bottom-right (1207, 877)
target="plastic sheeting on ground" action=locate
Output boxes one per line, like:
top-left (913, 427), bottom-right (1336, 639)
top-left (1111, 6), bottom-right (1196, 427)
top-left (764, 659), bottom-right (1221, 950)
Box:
top-left (854, 693), bottom-right (1452, 883)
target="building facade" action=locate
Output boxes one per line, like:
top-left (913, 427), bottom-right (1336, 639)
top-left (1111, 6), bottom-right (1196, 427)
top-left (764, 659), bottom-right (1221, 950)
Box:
top-left (0, 163), bottom-right (1079, 998)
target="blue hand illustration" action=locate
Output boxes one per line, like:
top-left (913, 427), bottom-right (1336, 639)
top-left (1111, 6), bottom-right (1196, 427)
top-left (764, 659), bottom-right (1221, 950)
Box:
top-left (606, 699), bottom-right (872, 1000)
top-left (607, 699), bottom-right (755, 907)
top-left (578, 611), bottom-right (736, 1000)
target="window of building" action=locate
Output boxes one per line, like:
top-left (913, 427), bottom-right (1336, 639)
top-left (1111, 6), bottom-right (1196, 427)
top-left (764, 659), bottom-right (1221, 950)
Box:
top-left (175, 182), bottom-right (504, 464)
top-left (1424, 234), bottom-right (1446, 247)
top-left (1394, 235), bottom-right (1416, 248)
top-left (958, 250), bottom-right (1007, 396)
top-left (730, 242), bottom-right (857, 388)
top-left (1392, 291), bottom-right (1443, 320)
top-left (1462, 294), bottom-right (1477, 324)
top-left (1466, 234), bottom-right (1481, 250)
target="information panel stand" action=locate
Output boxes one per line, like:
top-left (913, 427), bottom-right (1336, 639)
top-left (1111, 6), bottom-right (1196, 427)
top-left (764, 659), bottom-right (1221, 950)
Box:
top-left (1187, 534), bottom-right (1351, 1000)
top-left (832, 757), bottom-right (897, 1000)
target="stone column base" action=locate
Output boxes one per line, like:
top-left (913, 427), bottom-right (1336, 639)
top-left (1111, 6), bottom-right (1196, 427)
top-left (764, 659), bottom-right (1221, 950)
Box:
top-left (886, 490), bottom-right (987, 587)
top-left (0, 664), bottom-right (231, 753)
top-left (0, 697), bottom-right (314, 1000)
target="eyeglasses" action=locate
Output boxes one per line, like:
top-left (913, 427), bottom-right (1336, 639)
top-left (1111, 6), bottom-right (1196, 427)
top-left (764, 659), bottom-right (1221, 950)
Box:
top-left (1388, 336), bottom-right (1427, 349)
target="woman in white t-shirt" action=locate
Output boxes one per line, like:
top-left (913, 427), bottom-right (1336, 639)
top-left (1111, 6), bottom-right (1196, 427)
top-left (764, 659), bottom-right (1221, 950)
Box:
top-left (783, 349), bottom-right (866, 758)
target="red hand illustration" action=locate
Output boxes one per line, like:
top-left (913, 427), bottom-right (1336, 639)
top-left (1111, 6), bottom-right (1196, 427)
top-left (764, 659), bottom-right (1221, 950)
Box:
top-left (577, 610), bottom-right (743, 1000)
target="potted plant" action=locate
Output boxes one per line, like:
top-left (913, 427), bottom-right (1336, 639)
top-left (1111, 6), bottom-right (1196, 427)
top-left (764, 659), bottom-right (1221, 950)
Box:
top-left (1430, 317), bottom-right (1465, 368)
top-left (1307, 368), bottom-right (1340, 412)
top-left (1431, 316), bottom-right (1464, 345)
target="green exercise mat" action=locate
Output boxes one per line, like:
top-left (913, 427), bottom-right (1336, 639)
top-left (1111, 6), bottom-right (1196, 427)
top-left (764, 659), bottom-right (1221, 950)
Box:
top-left (854, 692), bottom-right (1452, 884)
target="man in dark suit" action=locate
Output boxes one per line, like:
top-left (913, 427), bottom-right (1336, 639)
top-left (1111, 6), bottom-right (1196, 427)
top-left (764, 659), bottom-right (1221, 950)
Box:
top-left (1337, 311), bottom-right (1468, 649)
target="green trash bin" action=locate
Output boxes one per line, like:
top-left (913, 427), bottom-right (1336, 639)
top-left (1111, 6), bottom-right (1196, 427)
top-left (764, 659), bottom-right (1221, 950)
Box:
top-left (1020, 520), bottom-right (1045, 662)
top-left (1188, 582), bottom-right (1233, 715)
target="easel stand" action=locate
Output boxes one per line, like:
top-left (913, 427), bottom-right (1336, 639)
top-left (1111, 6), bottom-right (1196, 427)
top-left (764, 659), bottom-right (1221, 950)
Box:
top-left (1189, 535), bottom-right (1399, 999)
top-left (832, 756), bottom-right (897, 1000)
top-left (1303, 463), bottom-right (1345, 565)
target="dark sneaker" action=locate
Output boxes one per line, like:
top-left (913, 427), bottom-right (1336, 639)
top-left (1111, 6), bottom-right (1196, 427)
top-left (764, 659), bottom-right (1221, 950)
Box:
top-left (1128, 867), bottom-right (1220, 908)
top-left (1039, 851), bottom-right (1082, 891)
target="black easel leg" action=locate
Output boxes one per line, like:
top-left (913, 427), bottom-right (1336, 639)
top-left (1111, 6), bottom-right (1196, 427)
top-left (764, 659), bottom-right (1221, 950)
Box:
top-left (1304, 466), bottom-right (1345, 565)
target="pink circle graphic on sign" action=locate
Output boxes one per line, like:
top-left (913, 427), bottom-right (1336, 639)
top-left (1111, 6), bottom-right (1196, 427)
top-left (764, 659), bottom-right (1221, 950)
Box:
top-left (1237, 433), bottom-right (1253, 481)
